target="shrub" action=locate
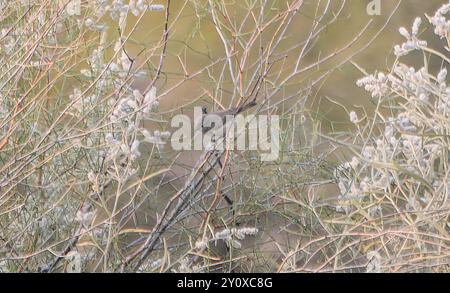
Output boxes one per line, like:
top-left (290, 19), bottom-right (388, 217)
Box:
top-left (329, 4), bottom-right (449, 272)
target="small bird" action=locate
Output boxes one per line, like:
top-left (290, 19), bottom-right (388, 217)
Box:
top-left (200, 100), bottom-right (257, 134)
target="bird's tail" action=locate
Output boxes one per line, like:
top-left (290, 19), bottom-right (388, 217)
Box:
top-left (236, 100), bottom-right (257, 114)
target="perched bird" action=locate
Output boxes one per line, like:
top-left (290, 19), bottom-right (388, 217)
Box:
top-left (199, 100), bottom-right (257, 134)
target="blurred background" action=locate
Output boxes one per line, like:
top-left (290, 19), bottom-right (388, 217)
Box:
top-left (117, 0), bottom-right (445, 129)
